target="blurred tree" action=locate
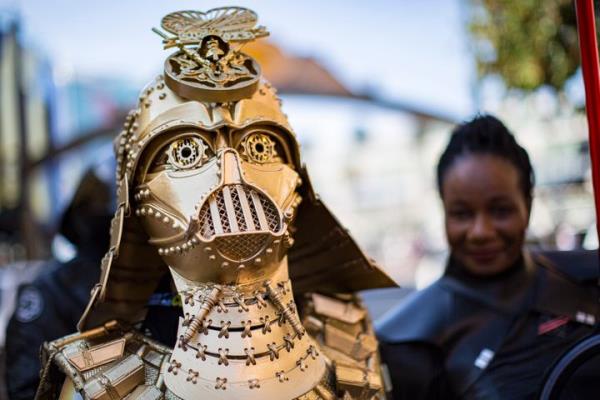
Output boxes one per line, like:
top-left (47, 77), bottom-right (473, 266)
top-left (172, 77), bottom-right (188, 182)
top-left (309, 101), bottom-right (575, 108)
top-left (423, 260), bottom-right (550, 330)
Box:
top-left (468, 0), bottom-right (598, 93)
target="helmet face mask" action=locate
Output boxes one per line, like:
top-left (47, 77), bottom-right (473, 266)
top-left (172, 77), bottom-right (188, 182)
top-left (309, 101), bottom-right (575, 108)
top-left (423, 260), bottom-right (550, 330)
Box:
top-left (134, 123), bottom-right (302, 285)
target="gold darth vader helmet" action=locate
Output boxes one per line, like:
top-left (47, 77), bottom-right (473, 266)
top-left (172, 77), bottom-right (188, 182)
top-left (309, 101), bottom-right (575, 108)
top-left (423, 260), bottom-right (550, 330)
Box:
top-left (130, 81), bottom-right (302, 286)
top-left (79, 6), bottom-right (393, 330)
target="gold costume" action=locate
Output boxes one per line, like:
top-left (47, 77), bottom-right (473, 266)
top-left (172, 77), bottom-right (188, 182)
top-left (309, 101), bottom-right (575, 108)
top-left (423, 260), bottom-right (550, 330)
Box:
top-left (35, 7), bottom-right (395, 400)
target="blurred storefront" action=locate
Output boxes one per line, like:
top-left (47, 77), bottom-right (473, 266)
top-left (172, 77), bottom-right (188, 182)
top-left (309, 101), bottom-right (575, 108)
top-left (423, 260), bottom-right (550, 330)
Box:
top-left (492, 97), bottom-right (597, 252)
top-left (0, 15), bottom-right (138, 265)
top-left (0, 15), bottom-right (54, 263)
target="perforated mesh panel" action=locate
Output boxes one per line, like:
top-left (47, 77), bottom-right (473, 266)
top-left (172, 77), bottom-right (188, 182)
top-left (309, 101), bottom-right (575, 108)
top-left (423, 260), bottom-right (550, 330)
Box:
top-left (229, 188), bottom-right (248, 231)
top-left (197, 205), bottom-right (215, 238)
top-left (195, 184), bottom-right (281, 241)
top-left (249, 191), bottom-right (262, 230)
top-left (214, 191), bottom-right (230, 232)
top-left (214, 233), bottom-right (269, 261)
top-left (258, 192), bottom-right (280, 231)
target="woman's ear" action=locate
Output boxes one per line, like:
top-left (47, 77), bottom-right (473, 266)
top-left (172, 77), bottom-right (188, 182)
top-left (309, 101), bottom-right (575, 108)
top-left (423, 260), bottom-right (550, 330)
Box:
top-left (526, 197), bottom-right (533, 224)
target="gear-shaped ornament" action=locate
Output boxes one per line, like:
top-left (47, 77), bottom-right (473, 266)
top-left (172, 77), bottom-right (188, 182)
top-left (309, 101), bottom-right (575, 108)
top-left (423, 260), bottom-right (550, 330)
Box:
top-left (153, 7), bottom-right (267, 103)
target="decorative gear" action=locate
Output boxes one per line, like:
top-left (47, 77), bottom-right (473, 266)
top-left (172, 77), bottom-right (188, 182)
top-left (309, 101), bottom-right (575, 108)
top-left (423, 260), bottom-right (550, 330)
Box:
top-left (160, 8), bottom-right (268, 45)
top-left (167, 137), bottom-right (207, 170)
top-left (241, 133), bottom-right (276, 164)
top-left (153, 6), bottom-right (267, 103)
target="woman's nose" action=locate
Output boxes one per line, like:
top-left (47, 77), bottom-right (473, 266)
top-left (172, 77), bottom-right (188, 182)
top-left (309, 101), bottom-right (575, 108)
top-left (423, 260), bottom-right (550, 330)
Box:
top-left (467, 213), bottom-right (495, 242)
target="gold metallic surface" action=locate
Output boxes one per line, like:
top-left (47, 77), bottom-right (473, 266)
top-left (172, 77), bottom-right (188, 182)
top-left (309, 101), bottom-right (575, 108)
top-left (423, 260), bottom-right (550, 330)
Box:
top-left (159, 8), bottom-right (268, 45)
top-left (152, 7), bottom-right (267, 103)
top-left (38, 6), bottom-right (395, 400)
top-left (36, 324), bottom-right (173, 400)
top-left (58, 378), bottom-right (77, 400)
top-left (312, 294), bottom-right (367, 325)
top-left (67, 338), bottom-right (126, 372)
top-left (335, 365), bottom-right (383, 399)
top-left (82, 355), bottom-right (145, 400)
top-left (180, 285), bottom-right (221, 344)
top-left (264, 280), bottom-right (305, 337)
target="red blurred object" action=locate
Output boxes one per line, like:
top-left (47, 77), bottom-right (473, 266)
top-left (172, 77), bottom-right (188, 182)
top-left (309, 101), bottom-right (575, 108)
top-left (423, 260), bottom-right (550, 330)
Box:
top-left (576, 0), bottom-right (600, 243)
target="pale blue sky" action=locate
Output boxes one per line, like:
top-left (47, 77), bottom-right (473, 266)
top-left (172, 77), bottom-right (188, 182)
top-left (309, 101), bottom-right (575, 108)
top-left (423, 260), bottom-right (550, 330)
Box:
top-left (1, 0), bottom-right (476, 118)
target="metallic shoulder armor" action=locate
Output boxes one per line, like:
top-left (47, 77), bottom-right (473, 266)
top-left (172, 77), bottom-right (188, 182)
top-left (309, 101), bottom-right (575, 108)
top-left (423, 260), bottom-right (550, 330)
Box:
top-left (37, 7), bottom-right (394, 400)
top-left (37, 295), bottom-right (384, 400)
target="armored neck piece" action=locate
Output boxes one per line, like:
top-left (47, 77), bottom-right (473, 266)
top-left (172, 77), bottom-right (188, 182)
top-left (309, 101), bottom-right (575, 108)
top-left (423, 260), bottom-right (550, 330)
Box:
top-left (165, 262), bottom-right (325, 400)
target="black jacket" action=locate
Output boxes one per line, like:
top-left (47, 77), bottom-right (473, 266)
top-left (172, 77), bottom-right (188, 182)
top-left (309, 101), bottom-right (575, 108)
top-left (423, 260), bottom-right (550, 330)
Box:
top-left (5, 256), bottom-right (100, 400)
top-left (376, 250), bottom-right (600, 400)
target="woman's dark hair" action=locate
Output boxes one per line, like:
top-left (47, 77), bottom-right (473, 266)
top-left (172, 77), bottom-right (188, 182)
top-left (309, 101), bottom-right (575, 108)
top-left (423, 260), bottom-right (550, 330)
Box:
top-left (436, 114), bottom-right (535, 207)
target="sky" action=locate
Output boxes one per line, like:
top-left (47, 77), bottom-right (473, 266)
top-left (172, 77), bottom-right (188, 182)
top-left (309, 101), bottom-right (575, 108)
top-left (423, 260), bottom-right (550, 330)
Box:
top-left (0, 0), bottom-right (477, 119)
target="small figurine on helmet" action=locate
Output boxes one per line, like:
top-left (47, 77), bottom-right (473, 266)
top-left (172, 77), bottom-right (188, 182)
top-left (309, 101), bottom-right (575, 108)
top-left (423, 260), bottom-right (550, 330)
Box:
top-left (36, 7), bottom-right (394, 400)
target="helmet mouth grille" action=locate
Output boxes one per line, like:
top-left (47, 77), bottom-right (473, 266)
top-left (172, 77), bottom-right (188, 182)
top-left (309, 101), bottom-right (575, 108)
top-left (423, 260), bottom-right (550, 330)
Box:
top-left (214, 233), bottom-right (270, 261)
top-left (196, 184), bottom-right (281, 240)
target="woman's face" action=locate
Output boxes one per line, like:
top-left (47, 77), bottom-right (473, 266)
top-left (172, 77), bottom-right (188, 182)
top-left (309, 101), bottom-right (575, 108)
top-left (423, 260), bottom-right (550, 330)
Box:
top-left (442, 154), bottom-right (530, 276)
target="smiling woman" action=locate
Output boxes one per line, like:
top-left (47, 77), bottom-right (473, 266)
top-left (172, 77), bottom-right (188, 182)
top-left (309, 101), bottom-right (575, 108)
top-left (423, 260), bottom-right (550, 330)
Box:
top-left (442, 155), bottom-right (530, 276)
top-left (376, 115), bottom-right (600, 400)
top-left (438, 116), bottom-right (533, 277)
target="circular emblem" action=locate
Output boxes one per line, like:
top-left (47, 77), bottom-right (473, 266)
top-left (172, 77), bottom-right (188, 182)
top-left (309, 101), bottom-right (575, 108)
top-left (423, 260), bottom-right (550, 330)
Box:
top-left (15, 286), bottom-right (44, 323)
top-left (154, 7), bottom-right (268, 103)
top-left (163, 47), bottom-right (261, 103)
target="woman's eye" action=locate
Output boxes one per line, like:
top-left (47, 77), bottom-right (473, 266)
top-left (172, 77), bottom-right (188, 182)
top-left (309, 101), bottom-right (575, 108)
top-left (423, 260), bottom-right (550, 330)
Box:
top-left (449, 209), bottom-right (472, 220)
top-left (491, 205), bottom-right (513, 218)
top-left (239, 132), bottom-right (278, 164)
top-left (168, 137), bottom-right (209, 170)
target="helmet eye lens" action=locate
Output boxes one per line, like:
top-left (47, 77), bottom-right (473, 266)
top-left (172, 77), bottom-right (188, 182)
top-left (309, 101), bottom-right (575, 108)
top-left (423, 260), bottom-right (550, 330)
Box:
top-left (241, 133), bottom-right (276, 164)
top-left (168, 137), bottom-right (207, 170)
